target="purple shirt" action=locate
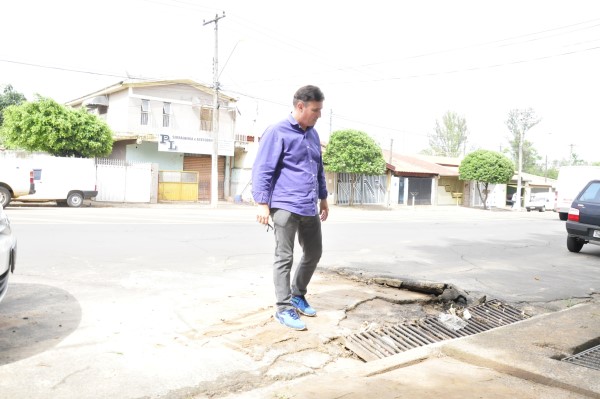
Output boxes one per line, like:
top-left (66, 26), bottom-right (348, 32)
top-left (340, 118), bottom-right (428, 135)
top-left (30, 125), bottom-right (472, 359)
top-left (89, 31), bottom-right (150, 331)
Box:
top-left (252, 114), bottom-right (328, 216)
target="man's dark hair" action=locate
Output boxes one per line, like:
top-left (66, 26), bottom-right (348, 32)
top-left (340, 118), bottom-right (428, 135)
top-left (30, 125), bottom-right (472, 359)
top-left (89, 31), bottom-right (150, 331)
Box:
top-left (293, 85), bottom-right (324, 106)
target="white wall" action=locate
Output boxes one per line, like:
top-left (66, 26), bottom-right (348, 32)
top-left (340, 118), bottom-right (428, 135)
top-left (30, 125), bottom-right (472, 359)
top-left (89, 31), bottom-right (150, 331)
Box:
top-left (106, 90), bottom-right (129, 134)
top-left (125, 85), bottom-right (236, 146)
top-left (390, 176), bottom-right (400, 205)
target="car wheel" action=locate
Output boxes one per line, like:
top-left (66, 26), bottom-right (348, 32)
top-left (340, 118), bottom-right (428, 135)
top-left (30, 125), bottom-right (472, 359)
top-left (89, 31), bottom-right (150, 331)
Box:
top-left (539, 206), bottom-right (545, 212)
top-left (566, 236), bottom-right (584, 253)
top-left (559, 212), bottom-right (568, 221)
top-left (526, 208), bottom-right (531, 212)
top-left (0, 186), bottom-right (10, 207)
top-left (67, 192), bottom-right (84, 207)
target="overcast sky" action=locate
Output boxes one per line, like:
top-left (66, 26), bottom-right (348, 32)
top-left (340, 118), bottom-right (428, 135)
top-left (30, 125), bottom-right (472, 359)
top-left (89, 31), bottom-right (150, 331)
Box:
top-left (2, 0), bottom-right (599, 163)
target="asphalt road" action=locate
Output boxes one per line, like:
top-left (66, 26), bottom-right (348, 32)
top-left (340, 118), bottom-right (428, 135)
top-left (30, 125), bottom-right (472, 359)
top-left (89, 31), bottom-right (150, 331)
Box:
top-left (5, 202), bottom-right (599, 304)
top-left (0, 203), bottom-right (598, 398)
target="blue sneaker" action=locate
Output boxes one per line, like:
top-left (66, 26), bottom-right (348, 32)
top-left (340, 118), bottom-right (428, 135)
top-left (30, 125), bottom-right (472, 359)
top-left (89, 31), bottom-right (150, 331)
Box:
top-left (291, 295), bottom-right (317, 317)
top-left (275, 309), bottom-right (306, 330)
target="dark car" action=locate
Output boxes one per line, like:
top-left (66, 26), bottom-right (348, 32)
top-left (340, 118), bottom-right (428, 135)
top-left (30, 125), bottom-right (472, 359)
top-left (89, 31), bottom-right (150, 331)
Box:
top-left (565, 180), bottom-right (600, 253)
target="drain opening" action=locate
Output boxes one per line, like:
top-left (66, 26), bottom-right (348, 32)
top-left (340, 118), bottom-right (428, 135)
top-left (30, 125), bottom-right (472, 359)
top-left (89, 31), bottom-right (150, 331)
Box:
top-left (345, 299), bottom-right (529, 362)
top-left (562, 344), bottom-right (600, 371)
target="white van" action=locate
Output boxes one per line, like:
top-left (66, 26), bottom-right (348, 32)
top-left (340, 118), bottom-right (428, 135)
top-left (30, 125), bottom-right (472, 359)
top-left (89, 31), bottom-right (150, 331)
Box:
top-left (0, 159), bottom-right (36, 207)
top-left (13, 156), bottom-right (98, 207)
top-left (555, 165), bottom-right (600, 220)
top-left (525, 192), bottom-right (555, 212)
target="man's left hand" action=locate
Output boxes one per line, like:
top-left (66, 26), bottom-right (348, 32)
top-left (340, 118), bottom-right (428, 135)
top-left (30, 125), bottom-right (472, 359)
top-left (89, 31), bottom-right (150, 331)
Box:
top-left (319, 198), bottom-right (329, 222)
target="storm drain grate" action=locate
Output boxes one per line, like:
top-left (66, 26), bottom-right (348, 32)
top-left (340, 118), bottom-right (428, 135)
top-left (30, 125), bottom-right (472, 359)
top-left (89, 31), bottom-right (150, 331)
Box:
top-left (562, 344), bottom-right (600, 371)
top-left (345, 299), bottom-right (529, 362)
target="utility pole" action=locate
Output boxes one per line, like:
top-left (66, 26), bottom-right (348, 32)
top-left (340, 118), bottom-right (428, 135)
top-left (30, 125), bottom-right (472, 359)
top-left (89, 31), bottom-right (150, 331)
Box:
top-left (203, 11), bottom-right (225, 208)
top-left (516, 129), bottom-right (523, 211)
top-left (569, 143), bottom-right (574, 165)
top-left (386, 138), bottom-right (394, 208)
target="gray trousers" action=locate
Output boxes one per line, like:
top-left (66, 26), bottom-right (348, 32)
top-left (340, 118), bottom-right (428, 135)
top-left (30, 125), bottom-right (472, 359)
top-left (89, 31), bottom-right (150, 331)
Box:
top-left (271, 208), bottom-right (322, 312)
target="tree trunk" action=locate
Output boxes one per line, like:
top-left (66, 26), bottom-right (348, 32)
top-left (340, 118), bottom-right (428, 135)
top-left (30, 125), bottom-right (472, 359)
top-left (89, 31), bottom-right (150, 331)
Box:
top-left (476, 181), bottom-right (490, 209)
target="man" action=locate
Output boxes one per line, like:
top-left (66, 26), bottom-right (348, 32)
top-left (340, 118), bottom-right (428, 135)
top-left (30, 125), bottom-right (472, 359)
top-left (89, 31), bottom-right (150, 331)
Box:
top-left (252, 85), bottom-right (329, 331)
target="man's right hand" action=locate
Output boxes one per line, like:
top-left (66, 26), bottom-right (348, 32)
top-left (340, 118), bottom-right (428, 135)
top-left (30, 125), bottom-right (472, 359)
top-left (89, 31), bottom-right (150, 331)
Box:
top-left (256, 203), bottom-right (270, 225)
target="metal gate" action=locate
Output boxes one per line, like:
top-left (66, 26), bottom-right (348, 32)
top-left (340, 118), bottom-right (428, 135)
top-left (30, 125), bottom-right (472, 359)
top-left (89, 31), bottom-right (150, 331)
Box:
top-left (336, 173), bottom-right (387, 205)
top-left (96, 159), bottom-right (153, 203)
top-left (158, 170), bottom-right (199, 201)
top-left (406, 177), bottom-right (432, 205)
top-left (183, 155), bottom-right (225, 201)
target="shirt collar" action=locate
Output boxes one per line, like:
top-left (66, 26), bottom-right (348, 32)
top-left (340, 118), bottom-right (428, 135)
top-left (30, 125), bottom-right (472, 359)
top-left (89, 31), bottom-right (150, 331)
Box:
top-left (287, 113), bottom-right (312, 132)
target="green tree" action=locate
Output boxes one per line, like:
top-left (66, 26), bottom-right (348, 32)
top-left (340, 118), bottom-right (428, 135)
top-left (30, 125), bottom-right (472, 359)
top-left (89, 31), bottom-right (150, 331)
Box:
top-left (505, 108), bottom-right (541, 207)
top-left (323, 129), bottom-right (386, 205)
top-left (504, 140), bottom-right (540, 173)
top-left (569, 152), bottom-right (586, 166)
top-left (505, 108), bottom-right (541, 173)
top-left (425, 111), bottom-right (468, 157)
top-left (459, 149), bottom-right (514, 209)
top-left (0, 96), bottom-right (113, 158)
top-left (0, 84), bottom-right (27, 126)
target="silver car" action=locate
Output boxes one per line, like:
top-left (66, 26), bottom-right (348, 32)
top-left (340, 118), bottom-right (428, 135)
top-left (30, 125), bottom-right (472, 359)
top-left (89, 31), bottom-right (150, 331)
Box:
top-left (0, 204), bottom-right (17, 303)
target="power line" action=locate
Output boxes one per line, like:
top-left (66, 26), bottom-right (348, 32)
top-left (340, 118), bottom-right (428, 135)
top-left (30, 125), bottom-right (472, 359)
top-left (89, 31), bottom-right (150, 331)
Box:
top-left (359, 17), bottom-right (600, 68)
top-left (0, 59), bottom-right (146, 80)
top-left (5, 37), bottom-right (598, 89)
top-left (326, 44), bottom-right (600, 85)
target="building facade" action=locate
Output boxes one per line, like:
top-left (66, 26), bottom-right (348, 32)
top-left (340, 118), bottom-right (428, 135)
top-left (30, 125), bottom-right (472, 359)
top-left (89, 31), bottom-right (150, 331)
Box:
top-left (67, 79), bottom-right (239, 202)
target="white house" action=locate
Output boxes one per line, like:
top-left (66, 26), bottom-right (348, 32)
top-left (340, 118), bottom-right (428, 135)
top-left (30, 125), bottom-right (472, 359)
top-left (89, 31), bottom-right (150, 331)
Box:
top-left (67, 79), bottom-right (242, 202)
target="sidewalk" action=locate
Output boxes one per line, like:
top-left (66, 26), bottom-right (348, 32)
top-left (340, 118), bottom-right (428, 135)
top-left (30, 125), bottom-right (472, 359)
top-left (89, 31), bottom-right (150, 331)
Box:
top-left (224, 302), bottom-right (600, 399)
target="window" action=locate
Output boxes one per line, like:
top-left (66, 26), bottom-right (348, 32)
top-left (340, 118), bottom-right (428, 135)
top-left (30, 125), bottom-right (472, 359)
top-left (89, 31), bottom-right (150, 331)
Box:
top-left (163, 102), bottom-right (171, 128)
top-left (140, 99), bottom-right (149, 125)
top-left (200, 106), bottom-right (213, 131)
top-left (579, 182), bottom-right (600, 203)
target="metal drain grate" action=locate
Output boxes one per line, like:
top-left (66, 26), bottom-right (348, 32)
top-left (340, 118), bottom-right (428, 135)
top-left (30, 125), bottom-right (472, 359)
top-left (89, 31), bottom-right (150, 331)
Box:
top-left (345, 299), bottom-right (529, 362)
top-left (562, 345), bottom-right (600, 371)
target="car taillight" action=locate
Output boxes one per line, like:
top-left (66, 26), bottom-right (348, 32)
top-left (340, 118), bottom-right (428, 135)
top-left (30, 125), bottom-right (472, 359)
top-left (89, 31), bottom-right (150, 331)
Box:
top-left (568, 207), bottom-right (580, 222)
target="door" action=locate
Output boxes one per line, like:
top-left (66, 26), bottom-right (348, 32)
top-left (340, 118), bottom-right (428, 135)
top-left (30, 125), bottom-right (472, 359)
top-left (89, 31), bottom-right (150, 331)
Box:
top-left (183, 155), bottom-right (225, 201)
top-left (407, 177), bottom-right (432, 205)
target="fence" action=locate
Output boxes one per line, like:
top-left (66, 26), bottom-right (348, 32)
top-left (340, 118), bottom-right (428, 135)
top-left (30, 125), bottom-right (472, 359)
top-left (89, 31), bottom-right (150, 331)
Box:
top-left (158, 170), bottom-right (199, 201)
top-left (336, 173), bottom-right (387, 205)
top-left (96, 159), bottom-right (153, 203)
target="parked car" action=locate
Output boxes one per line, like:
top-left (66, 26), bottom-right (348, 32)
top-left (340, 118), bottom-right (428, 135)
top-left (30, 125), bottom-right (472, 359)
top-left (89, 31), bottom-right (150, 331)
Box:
top-left (10, 155), bottom-right (97, 208)
top-left (525, 196), bottom-right (545, 212)
top-left (0, 158), bottom-right (36, 207)
top-left (525, 193), bottom-right (554, 212)
top-left (565, 180), bottom-right (600, 253)
top-left (555, 165), bottom-right (600, 220)
top-left (0, 204), bottom-right (17, 303)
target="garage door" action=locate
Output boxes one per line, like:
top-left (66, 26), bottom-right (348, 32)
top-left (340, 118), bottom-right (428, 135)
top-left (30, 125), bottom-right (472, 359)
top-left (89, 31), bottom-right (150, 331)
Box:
top-left (183, 155), bottom-right (225, 201)
top-left (407, 177), bottom-right (432, 205)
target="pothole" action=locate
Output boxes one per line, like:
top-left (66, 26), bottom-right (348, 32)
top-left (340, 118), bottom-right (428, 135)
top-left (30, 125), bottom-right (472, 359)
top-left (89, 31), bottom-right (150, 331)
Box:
top-left (339, 297), bottom-right (442, 332)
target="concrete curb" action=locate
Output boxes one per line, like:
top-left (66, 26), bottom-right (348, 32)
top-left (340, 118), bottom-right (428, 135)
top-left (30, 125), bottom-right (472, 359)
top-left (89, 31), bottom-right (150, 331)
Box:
top-left (441, 302), bottom-right (600, 398)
